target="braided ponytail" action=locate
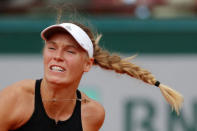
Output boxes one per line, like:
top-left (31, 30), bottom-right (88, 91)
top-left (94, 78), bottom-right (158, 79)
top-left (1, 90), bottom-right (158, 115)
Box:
top-left (74, 23), bottom-right (184, 115)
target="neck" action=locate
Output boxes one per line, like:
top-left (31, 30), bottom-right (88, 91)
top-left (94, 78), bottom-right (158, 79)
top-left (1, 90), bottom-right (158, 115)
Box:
top-left (41, 78), bottom-right (79, 100)
top-left (40, 78), bottom-right (80, 121)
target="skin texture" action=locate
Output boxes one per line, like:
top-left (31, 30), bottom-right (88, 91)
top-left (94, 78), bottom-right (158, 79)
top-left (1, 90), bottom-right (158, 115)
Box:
top-left (0, 32), bottom-right (105, 131)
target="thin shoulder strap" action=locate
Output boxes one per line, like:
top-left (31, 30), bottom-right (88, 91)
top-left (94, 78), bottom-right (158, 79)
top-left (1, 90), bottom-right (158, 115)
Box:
top-left (76, 89), bottom-right (81, 99)
top-left (34, 79), bottom-right (45, 115)
top-left (71, 89), bottom-right (82, 127)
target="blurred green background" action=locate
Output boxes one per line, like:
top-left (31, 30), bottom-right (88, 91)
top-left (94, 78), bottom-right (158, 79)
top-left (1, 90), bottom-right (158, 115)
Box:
top-left (1, 18), bottom-right (197, 54)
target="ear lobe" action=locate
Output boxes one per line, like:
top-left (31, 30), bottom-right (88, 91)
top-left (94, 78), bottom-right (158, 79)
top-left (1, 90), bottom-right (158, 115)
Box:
top-left (84, 58), bottom-right (94, 72)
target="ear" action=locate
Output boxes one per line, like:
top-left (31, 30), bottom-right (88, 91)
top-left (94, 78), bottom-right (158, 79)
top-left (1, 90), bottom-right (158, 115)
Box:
top-left (83, 58), bottom-right (94, 72)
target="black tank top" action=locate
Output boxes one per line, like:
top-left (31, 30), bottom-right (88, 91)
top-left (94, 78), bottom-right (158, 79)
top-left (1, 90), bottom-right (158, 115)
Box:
top-left (14, 79), bottom-right (83, 131)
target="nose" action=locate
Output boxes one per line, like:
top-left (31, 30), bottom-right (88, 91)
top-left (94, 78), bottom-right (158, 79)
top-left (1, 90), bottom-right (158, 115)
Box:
top-left (54, 49), bottom-right (64, 61)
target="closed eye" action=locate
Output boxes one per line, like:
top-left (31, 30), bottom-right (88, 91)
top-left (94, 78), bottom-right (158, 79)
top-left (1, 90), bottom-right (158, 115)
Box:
top-left (67, 50), bottom-right (76, 54)
top-left (48, 47), bottom-right (55, 50)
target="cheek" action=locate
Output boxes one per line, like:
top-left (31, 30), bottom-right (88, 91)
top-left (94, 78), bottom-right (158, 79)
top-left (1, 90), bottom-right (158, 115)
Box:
top-left (66, 56), bottom-right (86, 71)
top-left (43, 49), bottom-right (52, 67)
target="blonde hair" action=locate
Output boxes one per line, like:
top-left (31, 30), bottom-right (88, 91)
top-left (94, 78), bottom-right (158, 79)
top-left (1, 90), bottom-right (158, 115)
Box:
top-left (70, 22), bottom-right (184, 115)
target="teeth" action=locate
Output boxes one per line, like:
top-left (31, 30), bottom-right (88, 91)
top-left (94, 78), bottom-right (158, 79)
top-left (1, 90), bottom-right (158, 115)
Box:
top-left (51, 66), bottom-right (64, 72)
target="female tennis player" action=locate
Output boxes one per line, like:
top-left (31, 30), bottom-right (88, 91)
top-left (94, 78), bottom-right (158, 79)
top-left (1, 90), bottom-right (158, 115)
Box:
top-left (0, 22), bottom-right (183, 131)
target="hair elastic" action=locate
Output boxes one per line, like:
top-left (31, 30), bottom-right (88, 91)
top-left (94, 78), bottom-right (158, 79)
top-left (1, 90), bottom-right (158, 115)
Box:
top-left (155, 81), bottom-right (160, 87)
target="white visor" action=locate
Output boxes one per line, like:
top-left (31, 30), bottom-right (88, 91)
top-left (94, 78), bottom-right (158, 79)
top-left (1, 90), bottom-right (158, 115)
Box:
top-left (41, 23), bottom-right (93, 58)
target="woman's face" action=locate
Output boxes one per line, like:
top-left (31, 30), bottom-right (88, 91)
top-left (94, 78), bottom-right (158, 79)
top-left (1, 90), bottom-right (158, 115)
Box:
top-left (43, 32), bottom-right (93, 86)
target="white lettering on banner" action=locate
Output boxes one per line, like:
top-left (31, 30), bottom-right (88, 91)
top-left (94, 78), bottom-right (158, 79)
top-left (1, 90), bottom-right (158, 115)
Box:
top-left (124, 99), bottom-right (197, 131)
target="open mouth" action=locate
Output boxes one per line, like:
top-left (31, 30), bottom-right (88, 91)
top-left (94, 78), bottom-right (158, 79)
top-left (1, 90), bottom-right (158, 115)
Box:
top-left (50, 65), bottom-right (65, 72)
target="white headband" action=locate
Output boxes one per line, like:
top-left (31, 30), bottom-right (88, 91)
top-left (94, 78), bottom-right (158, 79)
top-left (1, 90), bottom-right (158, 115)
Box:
top-left (41, 23), bottom-right (93, 58)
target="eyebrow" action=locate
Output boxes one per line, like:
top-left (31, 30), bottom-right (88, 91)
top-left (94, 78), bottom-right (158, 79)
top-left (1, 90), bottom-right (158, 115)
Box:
top-left (46, 40), bottom-right (57, 45)
top-left (46, 40), bottom-right (79, 49)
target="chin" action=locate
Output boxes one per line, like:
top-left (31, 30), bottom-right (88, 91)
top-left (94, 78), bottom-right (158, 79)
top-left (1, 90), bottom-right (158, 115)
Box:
top-left (44, 75), bottom-right (67, 85)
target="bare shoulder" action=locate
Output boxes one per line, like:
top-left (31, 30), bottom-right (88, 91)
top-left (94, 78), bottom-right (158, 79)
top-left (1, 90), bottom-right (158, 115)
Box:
top-left (11, 79), bottom-right (35, 91)
top-left (0, 79), bottom-right (36, 130)
top-left (81, 92), bottom-right (105, 131)
top-left (1, 79), bottom-right (35, 93)
top-left (0, 79), bottom-right (36, 102)
top-left (0, 79), bottom-right (36, 99)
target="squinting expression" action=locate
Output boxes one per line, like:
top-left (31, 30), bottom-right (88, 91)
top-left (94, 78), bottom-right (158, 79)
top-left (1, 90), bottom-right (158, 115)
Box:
top-left (43, 32), bottom-right (93, 86)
